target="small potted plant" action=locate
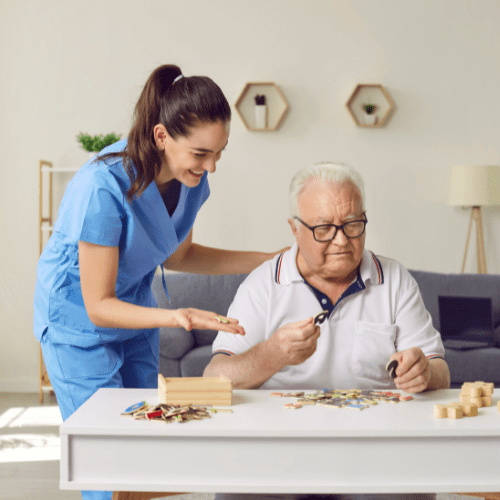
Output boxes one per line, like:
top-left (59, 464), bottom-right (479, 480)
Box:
top-left (362, 104), bottom-right (377, 125)
top-left (254, 94), bottom-right (267, 129)
top-left (77, 132), bottom-right (121, 159)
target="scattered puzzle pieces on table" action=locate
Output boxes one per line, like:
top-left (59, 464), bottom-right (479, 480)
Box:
top-left (275, 389), bottom-right (414, 410)
top-left (121, 401), bottom-right (213, 423)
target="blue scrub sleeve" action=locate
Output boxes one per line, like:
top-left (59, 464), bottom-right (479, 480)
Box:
top-left (79, 185), bottom-right (125, 247)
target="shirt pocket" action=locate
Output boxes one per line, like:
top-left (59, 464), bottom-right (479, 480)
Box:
top-left (352, 321), bottom-right (397, 382)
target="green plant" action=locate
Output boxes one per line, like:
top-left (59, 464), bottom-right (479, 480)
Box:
top-left (363, 104), bottom-right (376, 115)
top-left (77, 132), bottom-right (121, 152)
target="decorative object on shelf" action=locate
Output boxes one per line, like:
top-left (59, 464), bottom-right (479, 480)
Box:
top-left (77, 132), bottom-right (121, 159)
top-left (254, 94), bottom-right (267, 129)
top-left (346, 84), bottom-right (394, 128)
top-left (362, 104), bottom-right (377, 125)
top-left (448, 164), bottom-right (500, 274)
top-left (235, 82), bottom-right (289, 131)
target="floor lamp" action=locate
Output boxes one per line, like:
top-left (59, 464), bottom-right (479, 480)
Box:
top-left (448, 165), bottom-right (500, 274)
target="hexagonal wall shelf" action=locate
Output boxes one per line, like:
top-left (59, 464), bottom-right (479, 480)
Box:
top-left (235, 82), bottom-right (289, 131)
top-left (346, 84), bottom-right (394, 128)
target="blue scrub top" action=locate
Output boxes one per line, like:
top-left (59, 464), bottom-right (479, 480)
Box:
top-left (34, 139), bottom-right (210, 347)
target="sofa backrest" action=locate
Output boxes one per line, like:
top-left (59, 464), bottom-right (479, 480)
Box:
top-left (409, 270), bottom-right (500, 343)
top-left (152, 270), bottom-right (500, 352)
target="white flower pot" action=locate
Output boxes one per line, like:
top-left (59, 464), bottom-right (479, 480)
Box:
top-left (255, 105), bottom-right (267, 129)
top-left (364, 114), bottom-right (377, 125)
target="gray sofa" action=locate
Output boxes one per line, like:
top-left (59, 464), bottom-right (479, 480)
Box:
top-left (152, 270), bottom-right (500, 389)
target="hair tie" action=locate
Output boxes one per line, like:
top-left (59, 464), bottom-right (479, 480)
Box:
top-left (173, 74), bottom-right (184, 84)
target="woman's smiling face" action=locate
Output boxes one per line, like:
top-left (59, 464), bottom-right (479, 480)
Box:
top-left (156, 120), bottom-right (230, 188)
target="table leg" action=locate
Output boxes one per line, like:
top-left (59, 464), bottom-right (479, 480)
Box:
top-left (111, 492), bottom-right (187, 500)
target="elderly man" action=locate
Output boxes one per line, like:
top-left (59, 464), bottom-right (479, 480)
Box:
top-left (205, 163), bottom-right (449, 399)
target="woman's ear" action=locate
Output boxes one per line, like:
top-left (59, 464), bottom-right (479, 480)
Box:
top-left (153, 124), bottom-right (169, 150)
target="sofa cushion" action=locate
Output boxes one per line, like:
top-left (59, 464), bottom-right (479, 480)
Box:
top-left (180, 345), bottom-right (213, 377)
top-left (445, 347), bottom-right (500, 385)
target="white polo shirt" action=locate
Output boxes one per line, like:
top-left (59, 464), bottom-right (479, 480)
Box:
top-left (212, 244), bottom-right (445, 390)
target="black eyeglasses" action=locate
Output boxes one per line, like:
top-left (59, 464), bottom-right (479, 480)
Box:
top-left (294, 215), bottom-right (368, 242)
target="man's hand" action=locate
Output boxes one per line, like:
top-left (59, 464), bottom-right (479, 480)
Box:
top-left (390, 347), bottom-right (431, 393)
top-left (266, 317), bottom-right (320, 369)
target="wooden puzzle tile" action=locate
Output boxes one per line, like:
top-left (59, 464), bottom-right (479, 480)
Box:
top-left (284, 403), bottom-right (302, 409)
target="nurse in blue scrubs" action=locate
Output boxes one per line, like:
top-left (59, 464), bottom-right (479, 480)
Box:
top-left (34, 64), bottom-right (285, 500)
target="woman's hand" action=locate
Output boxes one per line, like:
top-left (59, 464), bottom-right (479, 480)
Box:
top-left (172, 308), bottom-right (245, 335)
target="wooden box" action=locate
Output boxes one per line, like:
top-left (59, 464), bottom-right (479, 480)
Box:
top-left (158, 374), bottom-right (232, 406)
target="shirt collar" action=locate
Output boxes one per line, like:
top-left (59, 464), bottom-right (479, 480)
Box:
top-left (275, 244), bottom-right (384, 287)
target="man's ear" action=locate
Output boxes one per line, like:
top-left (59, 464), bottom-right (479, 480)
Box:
top-left (288, 218), bottom-right (298, 238)
top-left (153, 124), bottom-right (169, 150)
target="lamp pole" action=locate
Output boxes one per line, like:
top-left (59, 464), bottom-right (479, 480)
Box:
top-left (461, 206), bottom-right (487, 274)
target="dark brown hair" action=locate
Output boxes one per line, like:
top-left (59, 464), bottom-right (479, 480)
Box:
top-left (100, 64), bottom-right (231, 200)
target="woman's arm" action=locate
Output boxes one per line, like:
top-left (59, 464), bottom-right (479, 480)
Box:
top-left (165, 229), bottom-right (289, 275)
top-left (78, 241), bottom-right (245, 334)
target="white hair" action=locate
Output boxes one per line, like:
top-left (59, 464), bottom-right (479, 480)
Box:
top-left (289, 162), bottom-right (366, 224)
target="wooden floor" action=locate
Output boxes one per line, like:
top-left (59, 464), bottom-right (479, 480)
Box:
top-left (0, 392), bottom-right (481, 500)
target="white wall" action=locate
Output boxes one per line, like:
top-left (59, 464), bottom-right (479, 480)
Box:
top-left (2, 0), bottom-right (500, 392)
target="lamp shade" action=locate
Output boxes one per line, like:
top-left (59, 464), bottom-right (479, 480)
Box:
top-left (448, 165), bottom-right (500, 206)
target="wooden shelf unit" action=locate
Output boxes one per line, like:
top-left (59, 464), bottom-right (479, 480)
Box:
top-left (346, 84), bottom-right (394, 128)
top-left (235, 82), bottom-right (289, 131)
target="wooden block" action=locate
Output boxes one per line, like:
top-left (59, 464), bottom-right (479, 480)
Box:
top-left (461, 381), bottom-right (495, 398)
top-left (481, 396), bottom-right (492, 407)
top-left (461, 404), bottom-right (478, 417)
top-left (434, 404), bottom-right (447, 418)
top-left (447, 406), bottom-right (464, 419)
top-left (498, 401), bottom-right (500, 412)
top-left (460, 394), bottom-right (483, 407)
top-left (158, 374), bottom-right (232, 406)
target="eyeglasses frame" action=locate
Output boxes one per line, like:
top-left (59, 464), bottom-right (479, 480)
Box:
top-left (293, 214), bottom-right (368, 242)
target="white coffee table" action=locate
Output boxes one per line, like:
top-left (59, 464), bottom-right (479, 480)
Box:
top-left (59, 388), bottom-right (500, 497)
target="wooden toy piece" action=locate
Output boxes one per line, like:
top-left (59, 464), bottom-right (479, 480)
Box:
top-left (460, 381), bottom-right (495, 407)
top-left (481, 396), bottom-right (492, 407)
top-left (447, 406), bottom-right (464, 419)
top-left (461, 381), bottom-right (494, 397)
top-left (158, 373), bottom-right (232, 406)
top-left (497, 401), bottom-right (500, 412)
top-left (433, 402), bottom-right (478, 419)
top-left (461, 404), bottom-right (479, 417)
top-left (434, 404), bottom-right (448, 418)
top-left (459, 394), bottom-right (483, 408)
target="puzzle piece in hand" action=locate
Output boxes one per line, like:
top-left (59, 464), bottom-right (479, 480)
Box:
top-left (314, 310), bottom-right (329, 325)
top-left (386, 359), bottom-right (399, 379)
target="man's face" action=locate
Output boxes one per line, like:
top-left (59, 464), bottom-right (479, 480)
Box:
top-left (289, 179), bottom-right (366, 283)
